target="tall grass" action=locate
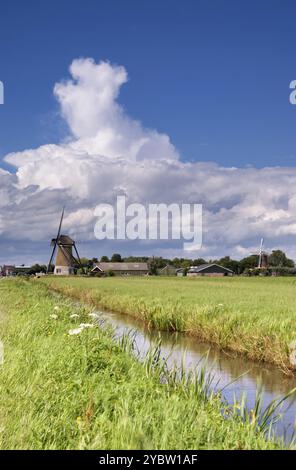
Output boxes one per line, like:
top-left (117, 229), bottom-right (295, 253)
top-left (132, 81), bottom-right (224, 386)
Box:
top-left (0, 279), bottom-right (289, 449)
top-left (42, 276), bottom-right (296, 372)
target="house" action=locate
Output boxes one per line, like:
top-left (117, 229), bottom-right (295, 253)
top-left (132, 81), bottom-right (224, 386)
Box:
top-left (91, 262), bottom-right (149, 276)
top-left (176, 268), bottom-right (185, 277)
top-left (0, 265), bottom-right (15, 276)
top-left (158, 265), bottom-right (177, 276)
top-left (187, 263), bottom-right (234, 277)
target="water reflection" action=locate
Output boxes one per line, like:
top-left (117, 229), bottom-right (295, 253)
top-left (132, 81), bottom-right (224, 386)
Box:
top-left (95, 308), bottom-right (296, 443)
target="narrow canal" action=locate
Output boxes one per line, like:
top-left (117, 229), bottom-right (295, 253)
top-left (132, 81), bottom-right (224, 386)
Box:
top-left (93, 305), bottom-right (296, 444)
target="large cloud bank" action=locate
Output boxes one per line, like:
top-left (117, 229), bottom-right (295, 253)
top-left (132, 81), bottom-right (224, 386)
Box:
top-left (1, 58), bottom-right (296, 262)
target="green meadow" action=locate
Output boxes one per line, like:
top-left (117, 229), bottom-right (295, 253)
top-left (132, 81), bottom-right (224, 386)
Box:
top-left (0, 279), bottom-right (287, 449)
top-left (43, 276), bottom-right (296, 372)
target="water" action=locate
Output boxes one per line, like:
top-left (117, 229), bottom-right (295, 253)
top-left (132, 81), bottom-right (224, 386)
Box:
top-left (92, 306), bottom-right (296, 444)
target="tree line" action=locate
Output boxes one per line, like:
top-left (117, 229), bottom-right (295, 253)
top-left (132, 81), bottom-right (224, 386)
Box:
top-left (78, 249), bottom-right (295, 275)
top-left (21, 249), bottom-right (295, 276)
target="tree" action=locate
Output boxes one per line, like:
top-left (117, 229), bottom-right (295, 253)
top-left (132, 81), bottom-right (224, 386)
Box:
top-left (146, 257), bottom-right (168, 275)
top-left (149, 257), bottom-right (167, 269)
top-left (100, 256), bottom-right (109, 262)
top-left (192, 258), bottom-right (206, 266)
top-left (148, 257), bottom-right (158, 275)
top-left (28, 264), bottom-right (47, 275)
top-left (124, 256), bottom-right (149, 262)
top-left (238, 255), bottom-right (258, 273)
top-left (181, 259), bottom-right (192, 269)
top-left (171, 258), bottom-right (182, 268)
top-left (268, 250), bottom-right (294, 268)
top-left (80, 257), bottom-right (90, 267)
top-left (111, 253), bottom-right (122, 262)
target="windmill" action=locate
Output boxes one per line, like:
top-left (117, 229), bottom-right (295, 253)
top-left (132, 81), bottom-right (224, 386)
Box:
top-left (252, 238), bottom-right (269, 268)
top-left (47, 208), bottom-right (83, 275)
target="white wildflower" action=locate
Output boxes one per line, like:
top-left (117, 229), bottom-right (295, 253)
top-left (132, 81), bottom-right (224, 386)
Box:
top-left (54, 306), bottom-right (60, 311)
top-left (79, 323), bottom-right (95, 328)
top-left (68, 327), bottom-right (83, 336)
top-left (70, 314), bottom-right (79, 319)
top-left (68, 323), bottom-right (95, 336)
top-left (50, 314), bottom-right (58, 320)
top-left (89, 312), bottom-right (100, 319)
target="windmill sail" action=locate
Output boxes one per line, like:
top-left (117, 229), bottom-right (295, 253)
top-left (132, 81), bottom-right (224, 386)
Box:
top-left (47, 207), bottom-right (65, 273)
top-left (258, 237), bottom-right (264, 268)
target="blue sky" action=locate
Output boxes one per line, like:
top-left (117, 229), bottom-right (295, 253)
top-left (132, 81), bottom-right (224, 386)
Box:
top-left (1, 0), bottom-right (296, 168)
top-left (1, 0), bottom-right (296, 264)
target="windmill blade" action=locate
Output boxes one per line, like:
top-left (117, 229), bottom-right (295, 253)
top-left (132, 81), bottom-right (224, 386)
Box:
top-left (46, 207), bottom-right (65, 273)
top-left (73, 243), bottom-right (83, 267)
top-left (73, 243), bottom-right (86, 274)
top-left (47, 244), bottom-right (57, 273)
top-left (258, 237), bottom-right (264, 268)
top-left (56, 206), bottom-right (65, 241)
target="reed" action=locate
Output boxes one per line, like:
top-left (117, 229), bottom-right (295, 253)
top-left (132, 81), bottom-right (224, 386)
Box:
top-left (42, 276), bottom-right (296, 372)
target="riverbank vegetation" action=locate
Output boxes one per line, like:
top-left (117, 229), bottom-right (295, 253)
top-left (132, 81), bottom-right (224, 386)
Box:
top-left (0, 279), bottom-right (287, 449)
top-left (42, 276), bottom-right (296, 373)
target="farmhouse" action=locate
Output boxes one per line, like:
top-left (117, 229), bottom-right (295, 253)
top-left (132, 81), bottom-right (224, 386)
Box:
top-left (187, 263), bottom-right (234, 277)
top-left (91, 262), bottom-right (149, 276)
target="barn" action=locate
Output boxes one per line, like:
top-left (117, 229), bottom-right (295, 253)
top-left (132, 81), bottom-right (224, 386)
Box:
top-left (91, 262), bottom-right (149, 276)
top-left (187, 263), bottom-right (234, 277)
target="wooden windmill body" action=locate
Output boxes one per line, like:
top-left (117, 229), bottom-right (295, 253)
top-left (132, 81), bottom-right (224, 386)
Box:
top-left (252, 238), bottom-right (269, 269)
top-left (52, 235), bottom-right (76, 275)
top-left (47, 209), bottom-right (82, 275)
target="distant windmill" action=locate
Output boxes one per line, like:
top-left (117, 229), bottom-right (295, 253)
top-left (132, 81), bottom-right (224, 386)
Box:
top-left (252, 238), bottom-right (269, 268)
top-left (47, 208), bottom-right (83, 275)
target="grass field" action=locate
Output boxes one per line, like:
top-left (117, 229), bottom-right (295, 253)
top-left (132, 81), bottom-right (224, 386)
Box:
top-left (0, 278), bottom-right (287, 449)
top-left (42, 276), bottom-right (296, 372)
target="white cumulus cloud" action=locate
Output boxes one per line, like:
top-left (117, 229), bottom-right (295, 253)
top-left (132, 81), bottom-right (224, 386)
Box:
top-left (1, 57), bottom-right (296, 263)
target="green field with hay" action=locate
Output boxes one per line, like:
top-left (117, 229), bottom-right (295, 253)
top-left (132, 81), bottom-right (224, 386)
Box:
top-left (42, 276), bottom-right (296, 372)
top-left (0, 279), bottom-right (285, 449)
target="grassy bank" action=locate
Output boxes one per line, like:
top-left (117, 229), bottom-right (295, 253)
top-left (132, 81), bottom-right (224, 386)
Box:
top-left (42, 276), bottom-right (296, 372)
top-left (0, 278), bottom-right (285, 449)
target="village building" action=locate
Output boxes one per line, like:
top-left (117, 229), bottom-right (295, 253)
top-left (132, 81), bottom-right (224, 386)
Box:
top-left (91, 262), bottom-right (149, 276)
top-left (176, 268), bottom-right (185, 277)
top-left (0, 265), bottom-right (15, 276)
top-left (187, 263), bottom-right (234, 277)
